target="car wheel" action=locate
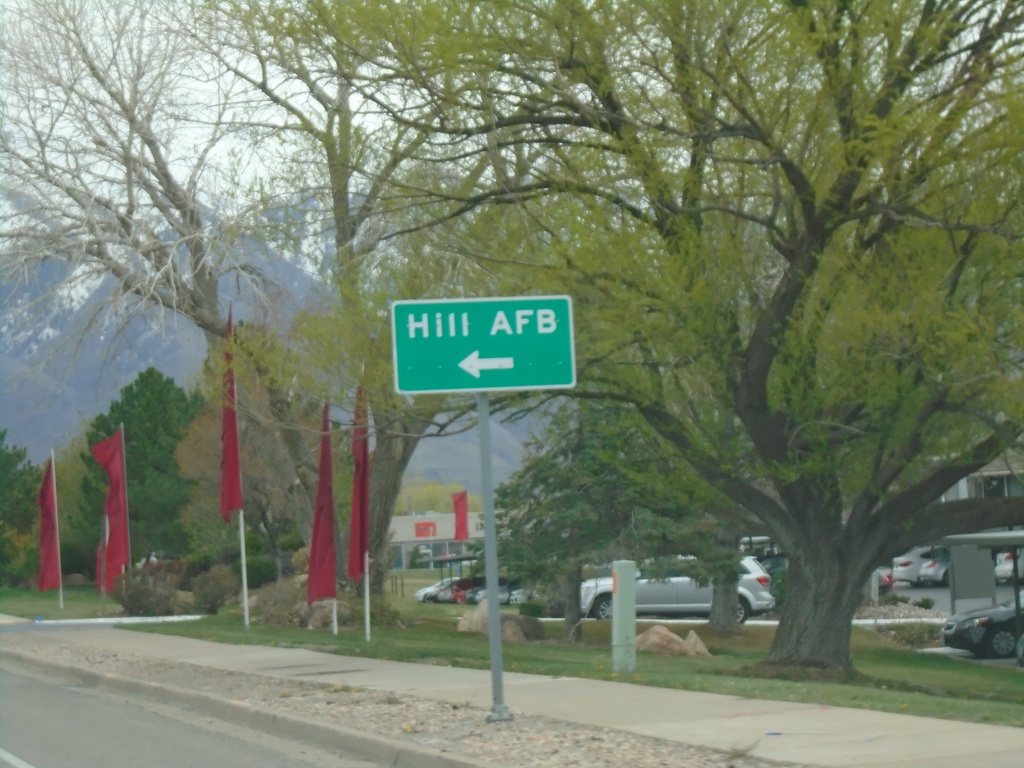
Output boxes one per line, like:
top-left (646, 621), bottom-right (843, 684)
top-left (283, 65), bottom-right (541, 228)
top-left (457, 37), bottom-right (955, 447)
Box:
top-left (940, 570), bottom-right (950, 587)
top-left (735, 598), bottom-right (751, 624)
top-left (986, 627), bottom-right (1018, 658)
top-left (591, 594), bottom-right (613, 620)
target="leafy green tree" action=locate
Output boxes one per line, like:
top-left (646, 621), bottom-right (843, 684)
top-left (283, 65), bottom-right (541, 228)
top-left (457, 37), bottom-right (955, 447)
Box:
top-left (82, 368), bottom-right (204, 561)
top-left (496, 401), bottom-right (714, 639)
top-left (175, 371), bottom-right (314, 580)
top-left (0, 430), bottom-right (41, 584)
top-left (190, 0), bottom-right (505, 594)
top-left (373, 0), bottom-right (1024, 670)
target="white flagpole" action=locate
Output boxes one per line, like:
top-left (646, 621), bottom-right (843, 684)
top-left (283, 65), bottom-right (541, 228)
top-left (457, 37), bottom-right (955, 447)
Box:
top-left (363, 552), bottom-right (370, 642)
top-left (119, 424), bottom-right (130, 586)
top-left (331, 598), bottom-right (338, 635)
top-left (99, 515), bottom-right (108, 615)
top-left (224, 312), bottom-right (249, 631)
top-left (238, 510), bottom-right (249, 629)
top-left (50, 450), bottom-right (64, 610)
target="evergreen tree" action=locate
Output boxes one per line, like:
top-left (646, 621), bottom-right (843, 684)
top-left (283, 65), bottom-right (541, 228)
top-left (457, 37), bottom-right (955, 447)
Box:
top-left (82, 368), bottom-right (204, 561)
top-left (0, 430), bottom-right (40, 584)
top-left (496, 400), bottom-right (715, 640)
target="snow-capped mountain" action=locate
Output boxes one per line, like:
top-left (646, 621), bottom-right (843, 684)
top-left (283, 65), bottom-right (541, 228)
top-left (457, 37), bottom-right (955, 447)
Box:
top-left (0, 261), bottom-right (528, 492)
top-left (0, 269), bottom-right (209, 461)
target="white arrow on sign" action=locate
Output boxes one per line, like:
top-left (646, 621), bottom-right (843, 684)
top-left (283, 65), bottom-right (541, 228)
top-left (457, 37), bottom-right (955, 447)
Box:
top-left (459, 350), bottom-right (514, 378)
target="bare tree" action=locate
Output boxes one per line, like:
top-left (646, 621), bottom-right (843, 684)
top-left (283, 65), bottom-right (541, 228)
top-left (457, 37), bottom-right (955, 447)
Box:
top-left (0, 1), bottom-right (324, 540)
top-left (2, 0), bottom-right (495, 593)
top-left (191, 0), bottom-right (509, 592)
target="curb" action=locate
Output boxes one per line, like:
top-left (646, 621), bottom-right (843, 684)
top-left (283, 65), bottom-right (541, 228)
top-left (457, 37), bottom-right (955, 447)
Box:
top-left (0, 647), bottom-right (496, 768)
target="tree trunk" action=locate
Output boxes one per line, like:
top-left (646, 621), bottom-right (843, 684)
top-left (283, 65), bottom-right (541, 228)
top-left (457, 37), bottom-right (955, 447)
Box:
top-left (709, 524), bottom-right (741, 631)
top-left (365, 412), bottom-right (431, 595)
top-left (560, 564), bottom-right (584, 642)
top-left (709, 579), bottom-right (739, 630)
top-left (766, 552), bottom-right (865, 669)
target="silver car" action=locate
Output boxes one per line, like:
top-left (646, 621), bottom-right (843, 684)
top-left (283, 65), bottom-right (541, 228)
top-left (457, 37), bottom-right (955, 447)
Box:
top-left (415, 577), bottom-right (457, 602)
top-left (579, 555), bottom-right (775, 623)
top-left (892, 546), bottom-right (947, 587)
top-left (918, 547), bottom-right (952, 586)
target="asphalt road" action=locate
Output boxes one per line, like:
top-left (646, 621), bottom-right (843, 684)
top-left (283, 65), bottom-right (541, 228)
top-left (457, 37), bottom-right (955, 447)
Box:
top-left (0, 661), bottom-right (382, 768)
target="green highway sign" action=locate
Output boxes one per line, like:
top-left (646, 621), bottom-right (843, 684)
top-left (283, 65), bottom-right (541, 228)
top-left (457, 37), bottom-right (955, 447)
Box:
top-left (391, 296), bottom-right (576, 394)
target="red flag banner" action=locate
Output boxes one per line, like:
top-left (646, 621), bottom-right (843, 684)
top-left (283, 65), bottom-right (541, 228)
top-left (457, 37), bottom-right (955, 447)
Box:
top-left (220, 308), bottom-right (243, 521)
top-left (347, 390), bottom-right (370, 582)
top-left (91, 427), bottom-right (130, 593)
top-left (37, 458), bottom-right (61, 591)
top-left (308, 402), bottom-right (337, 604)
top-left (452, 490), bottom-right (469, 541)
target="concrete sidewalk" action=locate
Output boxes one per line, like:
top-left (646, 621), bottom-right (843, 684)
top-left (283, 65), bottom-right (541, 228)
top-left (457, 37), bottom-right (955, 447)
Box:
top-left (2, 614), bottom-right (1023, 767)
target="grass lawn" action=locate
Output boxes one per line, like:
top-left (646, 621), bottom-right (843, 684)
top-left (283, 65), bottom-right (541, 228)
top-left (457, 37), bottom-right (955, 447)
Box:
top-left (0, 585), bottom-right (125, 620)
top-left (4, 573), bottom-right (1024, 728)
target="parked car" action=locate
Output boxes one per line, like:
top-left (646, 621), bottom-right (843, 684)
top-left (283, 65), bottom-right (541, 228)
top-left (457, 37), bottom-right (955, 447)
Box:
top-left (994, 551), bottom-right (1024, 585)
top-left (941, 592), bottom-right (1024, 658)
top-left (450, 576), bottom-right (486, 604)
top-left (467, 582), bottom-right (537, 605)
top-left (508, 586), bottom-right (538, 604)
top-left (415, 577), bottom-right (457, 603)
top-left (465, 579), bottom-right (515, 605)
top-left (876, 567), bottom-right (894, 594)
top-left (893, 546), bottom-right (948, 587)
top-left (917, 547), bottom-right (952, 586)
top-left (433, 584), bottom-right (455, 603)
top-left (579, 555), bottom-right (774, 623)
top-left (756, 553), bottom-right (788, 581)
top-left (755, 554), bottom-right (890, 597)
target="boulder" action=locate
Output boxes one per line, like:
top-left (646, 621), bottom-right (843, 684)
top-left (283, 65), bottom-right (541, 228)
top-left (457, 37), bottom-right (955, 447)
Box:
top-left (501, 616), bottom-right (527, 642)
top-left (306, 602), bottom-right (335, 629)
top-left (636, 624), bottom-right (693, 656)
top-left (457, 599), bottom-right (489, 633)
top-left (457, 600), bottom-right (543, 642)
top-left (517, 614), bottom-right (545, 641)
top-left (684, 629), bottom-right (712, 658)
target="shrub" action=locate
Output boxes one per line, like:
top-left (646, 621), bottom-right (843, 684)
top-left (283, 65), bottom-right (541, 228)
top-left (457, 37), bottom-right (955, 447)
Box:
top-left (882, 622), bottom-right (942, 649)
top-left (544, 594), bottom-right (567, 619)
top-left (770, 570), bottom-right (787, 607)
top-left (278, 531), bottom-right (305, 552)
top-left (290, 547), bottom-right (310, 574)
top-left (351, 594), bottom-right (403, 628)
top-left (235, 556), bottom-right (277, 589)
top-left (913, 597), bottom-right (936, 610)
top-left (408, 548), bottom-right (423, 569)
top-left (191, 564), bottom-right (240, 614)
top-left (252, 579), bottom-right (306, 626)
top-left (112, 562), bottom-right (182, 616)
top-left (518, 601), bottom-right (545, 618)
top-left (880, 592), bottom-right (909, 606)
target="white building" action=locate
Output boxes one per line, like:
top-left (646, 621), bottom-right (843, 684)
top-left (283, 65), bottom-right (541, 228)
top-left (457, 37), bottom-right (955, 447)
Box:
top-left (389, 512), bottom-right (485, 569)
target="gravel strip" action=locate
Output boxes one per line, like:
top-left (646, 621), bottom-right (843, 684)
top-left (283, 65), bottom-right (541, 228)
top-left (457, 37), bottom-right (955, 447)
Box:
top-left (2, 606), bottom-right (945, 768)
top-left (1, 630), bottom-right (803, 768)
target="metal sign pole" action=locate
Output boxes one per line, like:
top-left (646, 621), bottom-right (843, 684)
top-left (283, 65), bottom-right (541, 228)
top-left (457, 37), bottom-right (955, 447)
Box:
top-left (478, 392), bottom-right (513, 722)
top-left (390, 294), bottom-right (576, 722)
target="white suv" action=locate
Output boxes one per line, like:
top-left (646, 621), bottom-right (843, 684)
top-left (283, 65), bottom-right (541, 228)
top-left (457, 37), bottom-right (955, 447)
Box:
top-left (579, 555), bottom-right (775, 623)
